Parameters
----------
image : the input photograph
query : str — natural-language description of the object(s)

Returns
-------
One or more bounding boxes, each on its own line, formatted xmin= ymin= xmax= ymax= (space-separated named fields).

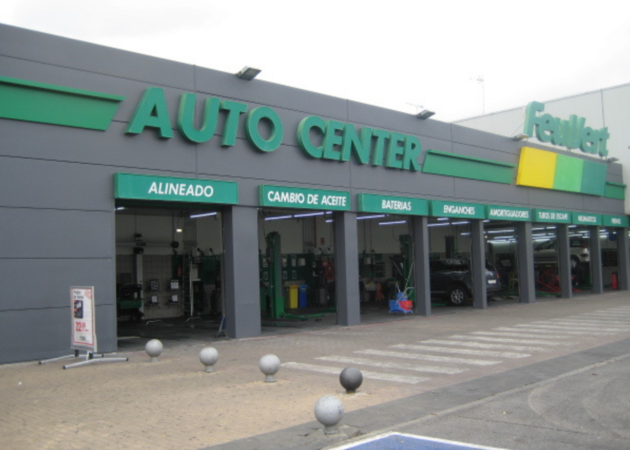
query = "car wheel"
xmin=446 ymin=285 xmax=468 ymax=306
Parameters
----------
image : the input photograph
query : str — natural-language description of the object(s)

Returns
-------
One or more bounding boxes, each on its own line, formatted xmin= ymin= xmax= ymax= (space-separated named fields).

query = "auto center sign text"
xmin=126 ymin=87 xmax=422 ymax=171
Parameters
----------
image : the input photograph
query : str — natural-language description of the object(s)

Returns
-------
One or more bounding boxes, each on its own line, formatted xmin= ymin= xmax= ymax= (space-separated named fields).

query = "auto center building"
xmin=1 ymin=23 xmax=629 ymax=364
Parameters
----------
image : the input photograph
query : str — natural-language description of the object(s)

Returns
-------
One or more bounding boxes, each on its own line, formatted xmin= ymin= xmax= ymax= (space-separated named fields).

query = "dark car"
xmin=430 ymin=258 xmax=502 ymax=306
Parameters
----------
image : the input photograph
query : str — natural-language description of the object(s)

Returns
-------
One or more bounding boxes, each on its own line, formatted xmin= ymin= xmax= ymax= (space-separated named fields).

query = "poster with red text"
xmin=71 ymin=287 xmax=96 ymax=351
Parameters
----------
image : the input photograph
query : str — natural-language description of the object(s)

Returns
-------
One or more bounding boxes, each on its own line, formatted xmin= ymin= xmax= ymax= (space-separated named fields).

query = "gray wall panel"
xmin=0 ymin=25 xmax=195 ymax=89
xmin=452 ymin=143 xmax=520 ymax=166
xmin=0 ymin=121 xmax=198 ymax=173
xmin=527 ymin=188 xmax=584 ymax=211
xmin=452 ymin=178 xmax=530 ymax=205
xmin=452 ymin=124 xmax=520 ymax=153
xmin=0 ymin=158 xmax=116 ymax=210
xmin=194 ymin=67 xmax=350 ymax=120
xmin=347 ymin=100 xmax=453 ymax=142
xmin=0 ymin=258 xmax=115 ymax=311
xmin=0 ymin=308 xmax=69 ymax=363
xmin=0 ymin=208 xmax=113 ymax=258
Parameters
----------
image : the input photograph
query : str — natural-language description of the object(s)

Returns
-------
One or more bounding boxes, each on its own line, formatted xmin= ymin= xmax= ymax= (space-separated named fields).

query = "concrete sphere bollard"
xmin=259 ymin=354 xmax=281 ymax=382
xmin=145 ymin=339 xmax=163 ymax=363
xmin=314 ymin=395 xmax=344 ymax=434
xmin=199 ymin=346 xmax=219 ymax=373
xmin=340 ymin=367 xmax=363 ymax=394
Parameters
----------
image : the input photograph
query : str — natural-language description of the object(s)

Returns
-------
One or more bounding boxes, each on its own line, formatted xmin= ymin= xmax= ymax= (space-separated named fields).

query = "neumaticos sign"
xmin=126 ymin=87 xmax=422 ymax=172
xmin=523 ymin=101 xmax=610 ymax=157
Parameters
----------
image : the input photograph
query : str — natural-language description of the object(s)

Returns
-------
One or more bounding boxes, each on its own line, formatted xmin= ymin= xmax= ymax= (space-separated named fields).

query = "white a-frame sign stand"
xmin=40 ymin=286 xmax=128 ymax=369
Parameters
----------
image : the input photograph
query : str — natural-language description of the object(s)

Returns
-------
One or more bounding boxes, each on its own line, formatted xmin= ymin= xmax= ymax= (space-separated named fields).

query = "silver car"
xmin=533 ymin=238 xmax=590 ymax=270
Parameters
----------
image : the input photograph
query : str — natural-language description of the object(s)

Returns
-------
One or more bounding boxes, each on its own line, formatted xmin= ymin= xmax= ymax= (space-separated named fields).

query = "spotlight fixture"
xmin=512 ymin=134 xmax=529 ymax=141
xmin=416 ymin=109 xmax=435 ymax=120
xmin=607 ymin=157 xmax=619 ymax=163
xmin=236 ymin=66 xmax=261 ymax=80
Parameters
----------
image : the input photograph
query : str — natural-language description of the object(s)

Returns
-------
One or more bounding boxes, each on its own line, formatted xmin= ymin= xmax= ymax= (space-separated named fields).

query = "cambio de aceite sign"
xmin=260 ymin=185 xmax=350 ymax=210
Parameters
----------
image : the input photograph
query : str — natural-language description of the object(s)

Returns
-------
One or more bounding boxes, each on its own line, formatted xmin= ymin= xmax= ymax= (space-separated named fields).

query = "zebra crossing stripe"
xmin=448 ymin=334 xmax=570 ymax=346
xmin=391 ymin=343 xmax=530 ymax=359
xmin=548 ymin=318 xmax=630 ymax=327
xmin=539 ymin=321 xmax=630 ymax=332
xmin=282 ymin=362 xmax=429 ymax=384
xmin=472 ymin=331 xmax=571 ymax=340
xmin=315 ymin=355 xmax=467 ymax=374
xmin=421 ymin=339 xmax=547 ymax=352
xmin=512 ymin=324 xmax=614 ymax=335
xmin=356 ymin=349 xmax=501 ymax=366
xmin=508 ymin=325 xmax=615 ymax=336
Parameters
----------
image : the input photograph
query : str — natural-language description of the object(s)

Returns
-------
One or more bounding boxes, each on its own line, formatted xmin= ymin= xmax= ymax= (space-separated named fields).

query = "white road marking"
xmin=511 ymin=324 xmax=614 ymax=335
xmin=356 ymin=349 xmax=501 ymax=366
xmin=421 ymin=339 xmax=548 ymax=352
xmin=316 ymin=355 xmax=466 ymax=374
xmin=392 ymin=343 xmax=530 ymax=359
xmin=472 ymin=331 xmax=571 ymax=339
xmin=282 ymin=362 xmax=429 ymax=384
xmin=448 ymin=334 xmax=570 ymax=346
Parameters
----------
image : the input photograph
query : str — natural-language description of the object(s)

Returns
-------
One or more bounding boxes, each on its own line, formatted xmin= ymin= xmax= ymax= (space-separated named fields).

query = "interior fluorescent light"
xmin=357 ymin=214 xmax=387 ymax=220
xmin=428 ymin=222 xmax=450 ymax=227
xmin=293 ymin=212 xmax=325 ymax=218
xmin=236 ymin=66 xmax=261 ymax=80
xmin=189 ymin=212 xmax=217 ymax=219
xmin=116 ymin=206 xmax=125 ymax=211
xmin=416 ymin=109 xmax=435 ymax=120
xmin=379 ymin=220 xmax=407 ymax=226
xmin=264 ymin=215 xmax=292 ymax=221
xmin=451 ymin=221 xmax=470 ymax=225
xmin=437 ymin=217 xmax=449 ymax=221
xmin=176 ymin=228 xmax=183 ymax=233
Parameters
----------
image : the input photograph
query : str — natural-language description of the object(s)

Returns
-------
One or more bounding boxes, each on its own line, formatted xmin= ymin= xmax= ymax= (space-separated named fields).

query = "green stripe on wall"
xmin=422 ymin=150 xmax=516 ymax=184
xmin=0 ymin=76 xmax=125 ymax=131
xmin=553 ymin=154 xmax=583 ymax=192
xmin=604 ymin=182 xmax=626 ymax=200
xmin=581 ymin=160 xmax=607 ymax=196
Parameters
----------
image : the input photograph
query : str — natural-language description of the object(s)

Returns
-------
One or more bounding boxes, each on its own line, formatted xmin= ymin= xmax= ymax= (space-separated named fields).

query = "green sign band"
xmin=358 ymin=193 xmax=428 ymax=216
xmin=532 ymin=208 xmax=572 ymax=224
xmin=572 ymin=212 xmax=602 ymax=226
xmin=114 ymin=173 xmax=238 ymax=204
xmin=0 ymin=76 xmax=124 ymax=131
xmin=486 ymin=205 xmax=531 ymax=222
xmin=603 ymin=214 xmax=629 ymax=227
xmin=430 ymin=201 xmax=486 ymax=219
xmin=259 ymin=185 xmax=350 ymax=210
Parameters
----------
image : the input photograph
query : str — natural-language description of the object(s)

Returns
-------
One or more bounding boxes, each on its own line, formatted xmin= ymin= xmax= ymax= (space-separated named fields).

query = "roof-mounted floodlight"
xmin=607 ymin=157 xmax=619 ymax=163
xmin=512 ymin=134 xmax=529 ymax=141
xmin=416 ymin=109 xmax=435 ymax=120
xmin=236 ymin=67 xmax=261 ymax=80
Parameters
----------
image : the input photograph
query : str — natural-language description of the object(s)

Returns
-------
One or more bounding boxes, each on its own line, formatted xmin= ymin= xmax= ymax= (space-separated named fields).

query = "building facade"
xmin=1 ymin=24 xmax=629 ymax=364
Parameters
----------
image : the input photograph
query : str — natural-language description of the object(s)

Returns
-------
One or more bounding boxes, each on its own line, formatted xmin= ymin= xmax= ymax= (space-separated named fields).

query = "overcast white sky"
xmin=3 ymin=0 xmax=630 ymax=122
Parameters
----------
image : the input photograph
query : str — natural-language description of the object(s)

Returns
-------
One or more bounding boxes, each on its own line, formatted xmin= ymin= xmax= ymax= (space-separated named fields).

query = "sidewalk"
xmin=1 ymin=292 xmax=630 ymax=450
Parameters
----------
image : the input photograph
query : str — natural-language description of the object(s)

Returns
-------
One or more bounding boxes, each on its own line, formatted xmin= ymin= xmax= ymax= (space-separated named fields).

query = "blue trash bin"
xmin=298 ymin=285 xmax=308 ymax=308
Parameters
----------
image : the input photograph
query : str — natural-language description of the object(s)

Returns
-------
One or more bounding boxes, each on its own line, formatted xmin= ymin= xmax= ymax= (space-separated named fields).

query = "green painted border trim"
xmin=604 ymin=182 xmax=626 ymax=200
xmin=0 ymin=76 xmax=125 ymax=131
xmin=0 ymin=76 xmax=125 ymax=102
xmin=422 ymin=150 xmax=516 ymax=184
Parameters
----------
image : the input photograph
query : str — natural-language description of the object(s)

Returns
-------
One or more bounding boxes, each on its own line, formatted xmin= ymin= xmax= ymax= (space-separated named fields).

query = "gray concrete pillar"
xmin=557 ymin=225 xmax=572 ymax=298
xmin=471 ymin=219 xmax=487 ymax=309
xmin=516 ymin=221 xmax=536 ymax=303
xmin=222 ymin=206 xmax=261 ymax=338
xmin=617 ymin=228 xmax=630 ymax=291
xmin=589 ymin=226 xmax=604 ymax=294
xmin=412 ymin=216 xmax=431 ymax=316
xmin=334 ymin=211 xmax=360 ymax=326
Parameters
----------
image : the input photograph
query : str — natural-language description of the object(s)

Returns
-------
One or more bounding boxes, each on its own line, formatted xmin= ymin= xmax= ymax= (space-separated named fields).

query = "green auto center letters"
xmin=125 ymin=87 xmax=422 ymax=171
